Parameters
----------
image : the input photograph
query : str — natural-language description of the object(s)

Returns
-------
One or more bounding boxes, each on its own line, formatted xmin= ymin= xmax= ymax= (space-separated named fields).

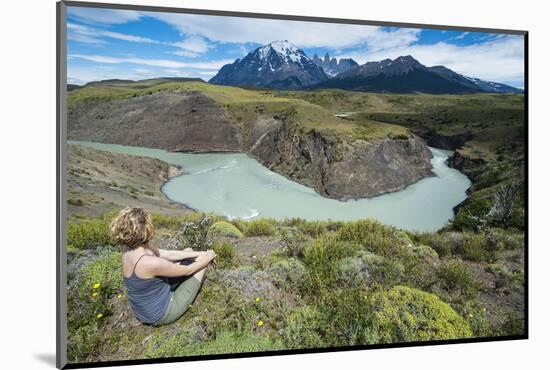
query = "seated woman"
xmin=109 ymin=207 xmax=217 ymax=326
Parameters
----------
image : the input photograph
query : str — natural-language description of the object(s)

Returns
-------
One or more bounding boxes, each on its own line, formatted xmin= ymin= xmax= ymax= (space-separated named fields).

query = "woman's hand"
xmin=203 ymin=249 xmax=217 ymax=262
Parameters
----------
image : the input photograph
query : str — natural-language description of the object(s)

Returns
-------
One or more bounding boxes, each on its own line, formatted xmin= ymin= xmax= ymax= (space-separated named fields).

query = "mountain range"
xmin=311 ymin=52 xmax=359 ymax=76
xmin=210 ymin=40 xmax=522 ymax=94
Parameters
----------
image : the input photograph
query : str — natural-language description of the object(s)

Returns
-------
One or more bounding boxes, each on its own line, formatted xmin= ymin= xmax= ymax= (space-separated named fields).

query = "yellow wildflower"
xmin=93 ymin=283 xmax=101 ymax=289
xmin=92 ymin=292 xmax=98 ymax=298
xmin=258 ymin=320 xmax=264 ymax=327
xmin=117 ymin=294 xmax=122 ymax=299
xmin=96 ymin=313 xmax=103 ymax=319
xmin=468 ymin=313 xmax=474 ymax=318
xmin=255 ymin=297 xmax=261 ymax=303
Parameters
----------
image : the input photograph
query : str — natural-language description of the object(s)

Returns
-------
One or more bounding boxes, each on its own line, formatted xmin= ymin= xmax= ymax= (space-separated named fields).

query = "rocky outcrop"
xmin=420 ymin=130 xmax=473 ymax=150
xmin=249 ymin=122 xmax=433 ymax=200
xmin=68 ymin=91 xmax=241 ymax=152
xmin=447 ymin=151 xmax=487 ymax=182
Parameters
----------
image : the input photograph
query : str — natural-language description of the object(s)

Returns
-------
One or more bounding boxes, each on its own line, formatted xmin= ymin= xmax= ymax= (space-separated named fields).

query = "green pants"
xmin=153 ymin=276 xmax=202 ymax=326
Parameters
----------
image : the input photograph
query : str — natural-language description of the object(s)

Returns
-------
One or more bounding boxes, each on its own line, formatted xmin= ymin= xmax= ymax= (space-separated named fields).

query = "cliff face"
xmin=68 ymin=91 xmax=241 ymax=152
xmin=249 ymin=122 xmax=433 ymax=200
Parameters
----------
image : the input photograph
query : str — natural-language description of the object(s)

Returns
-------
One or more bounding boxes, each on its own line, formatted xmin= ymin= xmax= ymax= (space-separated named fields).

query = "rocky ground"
xmin=67 ymin=144 xmax=192 ymax=218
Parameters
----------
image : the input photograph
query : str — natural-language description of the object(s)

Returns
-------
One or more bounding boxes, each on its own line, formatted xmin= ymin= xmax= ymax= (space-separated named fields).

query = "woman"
xmin=109 ymin=207 xmax=217 ymax=326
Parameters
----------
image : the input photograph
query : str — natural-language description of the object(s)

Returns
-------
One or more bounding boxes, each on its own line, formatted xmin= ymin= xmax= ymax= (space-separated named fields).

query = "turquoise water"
xmin=71 ymin=141 xmax=471 ymax=232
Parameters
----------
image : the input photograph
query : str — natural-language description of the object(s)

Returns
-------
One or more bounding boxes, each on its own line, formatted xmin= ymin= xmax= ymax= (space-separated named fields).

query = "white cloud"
xmin=172 ymin=35 xmax=213 ymax=57
xmin=339 ymin=35 xmax=524 ymax=86
xmin=69 ymin=54 xmax=234 ymax=70
xmin=148 ymin=12 xmax=420 ymax=49
xmin=68 ymin=23 xmax=159 ymax=44
xmin=68 ymin=7 xmax=142 ymax=24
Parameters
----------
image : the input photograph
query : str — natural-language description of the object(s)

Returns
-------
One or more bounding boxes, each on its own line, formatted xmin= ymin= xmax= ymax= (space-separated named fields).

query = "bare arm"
xmin=147 ymin=251 xmax=216 ymax=278
xmin=158 ymin=248 xmax=204 ymax=261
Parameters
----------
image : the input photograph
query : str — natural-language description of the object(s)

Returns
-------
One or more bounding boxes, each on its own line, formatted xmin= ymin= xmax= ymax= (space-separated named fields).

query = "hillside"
xmin=67 ymin=144 xmax=191 ymax=219
xmin=67 ymin=80 xmax=432 ymax=200
xmin=276 ymin=90 xmax=525 ymax=230
xmin=67 ymin=211 xmax=525 ymax=364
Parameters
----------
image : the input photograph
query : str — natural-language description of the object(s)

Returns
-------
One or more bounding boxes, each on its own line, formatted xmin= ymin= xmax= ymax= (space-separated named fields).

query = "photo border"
xmin=56 ymin=1 xmax=529 ymax=368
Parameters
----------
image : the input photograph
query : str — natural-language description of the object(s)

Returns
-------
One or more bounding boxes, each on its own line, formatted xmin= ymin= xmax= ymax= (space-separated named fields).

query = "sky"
xmin=66 ymin=6 xmax=525 ymax=88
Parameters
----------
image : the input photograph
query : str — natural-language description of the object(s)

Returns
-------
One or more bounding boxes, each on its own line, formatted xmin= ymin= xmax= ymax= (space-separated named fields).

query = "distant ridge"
xmin=313 ymin=55 xmax=522 ymax=94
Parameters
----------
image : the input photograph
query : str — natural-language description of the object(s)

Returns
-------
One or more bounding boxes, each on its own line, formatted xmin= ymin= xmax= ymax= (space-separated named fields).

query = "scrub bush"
xmin=367 ymin=286 xmax=472 ymax=343
xmin=209 ymin=221 xmax=244 ymax=239
xmin=283 ymin=306 xmax=325 ymax=349
xmin=67 ymin=217 xmax=110 ymax=250
xmin=244 ymin=219 xmax=277 ymax=236
xmin=268 ymin=258 xmax=307 ymax=292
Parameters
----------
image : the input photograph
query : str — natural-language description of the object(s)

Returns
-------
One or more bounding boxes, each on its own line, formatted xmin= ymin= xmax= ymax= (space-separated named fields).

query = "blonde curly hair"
xmin=109 ymin=207 xmax=159 ymax=255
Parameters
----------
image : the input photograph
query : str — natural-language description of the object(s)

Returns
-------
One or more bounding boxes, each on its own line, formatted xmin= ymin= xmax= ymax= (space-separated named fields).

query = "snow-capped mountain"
xmin=312 ymin=53 xmax=359 ymax=76
xmin=209 ymin=40 xmax=328 ymax=89
xmin=315 ymin=55 xmax=523 ymax=94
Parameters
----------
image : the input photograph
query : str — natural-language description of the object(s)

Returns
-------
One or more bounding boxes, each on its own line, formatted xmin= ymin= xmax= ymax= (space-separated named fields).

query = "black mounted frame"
xmin=56 ymin=1 xmax=529 ymax=368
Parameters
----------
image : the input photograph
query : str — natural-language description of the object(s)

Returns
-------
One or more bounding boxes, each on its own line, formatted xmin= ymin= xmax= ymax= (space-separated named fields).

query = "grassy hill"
xmin=66 ymin=212 xmax=524 ymax=364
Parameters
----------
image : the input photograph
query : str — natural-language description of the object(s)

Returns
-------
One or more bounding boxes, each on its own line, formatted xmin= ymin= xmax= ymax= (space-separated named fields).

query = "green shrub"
xmin=360 ymin=251 xmax=405 ymax=288
xmin=367 ymin=286 xmax=473 ymax=343
xmin=437 ymin=259 xmax=479 ymax=298
xmin=68 ymin=198 xmax=85 ymax=206
xmin=67 ymin=217 xmax=110 ymax=250
xmin=245 ymin=219 xmax=276 ymax=237
xmin=283 ymin=306 xmax=325 ymax=349
xmin=337 ymin=256 xmax=370 ymax=288
xmin=316 ymin=288 xmax=378 ymax=346
xmin=277 ymin=227 xmax=307 ymax=259
xmin=459 ymin=233 xmax=493 ymax=262
xmin=486 ymin=262 xmax=524 ymax=290
xmin=335 ymin=220 xmax=411 ymax=257
xmin=212 ymin=240 xmax=237 ymax=268
xmin=268 ymin=258 xmax=307 ymax=292
xmin=209 ymin=221 xmax=244 ymax=239
xmin=303 ymin=236 xmax=357 ymax=291
xmin=411 ymin=245 xmax=439 ymax=259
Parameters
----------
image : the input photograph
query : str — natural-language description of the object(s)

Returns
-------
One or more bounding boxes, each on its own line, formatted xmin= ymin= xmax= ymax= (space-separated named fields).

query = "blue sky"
xmin=67 ymin=6 xmax=525 ymax=87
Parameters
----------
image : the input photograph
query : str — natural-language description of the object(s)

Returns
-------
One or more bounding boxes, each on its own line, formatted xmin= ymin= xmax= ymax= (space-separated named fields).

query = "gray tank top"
xmin=123 ymin=254 xmax=171 ymax=324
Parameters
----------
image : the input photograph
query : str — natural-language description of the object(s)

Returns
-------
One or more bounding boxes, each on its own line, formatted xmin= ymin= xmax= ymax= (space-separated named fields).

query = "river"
xmin=70 ymin=141 xmax=471 ymax=232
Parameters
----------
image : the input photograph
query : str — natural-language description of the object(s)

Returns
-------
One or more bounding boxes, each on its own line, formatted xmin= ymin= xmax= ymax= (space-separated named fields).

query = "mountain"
xmin=209 ymin=40 xmax=328 ymax=89
xmin=312 ymin=52 xmax=359 ymax=76
xmin=314 ymin=55 xmax=522 ymax=94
